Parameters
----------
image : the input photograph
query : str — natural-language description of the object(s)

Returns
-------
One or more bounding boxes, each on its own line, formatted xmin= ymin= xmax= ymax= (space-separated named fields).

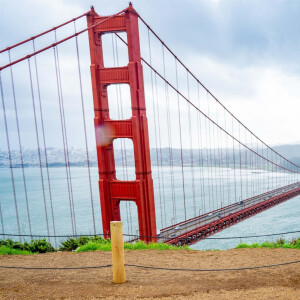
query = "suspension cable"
xmin=147 ymin=29 xmax=164 ymax=227
xmin=32 ymin=40 xmax=56 ymax=245
xmin=0 ymin=11 xmax=89 ymax=54
xmin=28 ymin=58 xmax=50 ymax=237
xmin=112 ymin=35 xmax=300 ymax=175
xmin=0 ymin=8 xmax=128 ymax=71
xmin=0 ymin=73 xmax=21 ymax=240
xmin=8 ymin=50 xmax=33 ymax=238
xmin=136 ymin=14 xmax=300 ymax=171
xmin=74 ymin=23 xmax=96 ymax=235
xmin=53 ymin=31 xmax=77 ymax=235
xmin=53 ymin=47 xmax=75 ymax=236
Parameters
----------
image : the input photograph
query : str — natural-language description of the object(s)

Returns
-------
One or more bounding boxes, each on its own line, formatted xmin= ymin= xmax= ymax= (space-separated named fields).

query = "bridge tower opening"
xmin=87 ymin=4 xmax=157 ymax=242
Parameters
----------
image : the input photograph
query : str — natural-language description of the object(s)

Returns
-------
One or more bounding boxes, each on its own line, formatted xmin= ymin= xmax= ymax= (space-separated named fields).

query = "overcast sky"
xmin=1 ymin=0 xmax=300 ymax=149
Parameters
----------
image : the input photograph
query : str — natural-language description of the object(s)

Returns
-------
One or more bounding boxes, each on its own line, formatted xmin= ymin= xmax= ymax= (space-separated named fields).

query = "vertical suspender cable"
xmin=215 ymin=101 xmax=224 ymax=209
xmin=196 ymin=84 xmax=205 ymax=215
xmin=74 ymin=26 xmax=96 ymax=235
xmin=0 ymin=203 xmax=4 ymax=240
xmin=244 ymin=128 xmax=248 ymax=197
xmin=162 ymin=45 xmax=176 ymax=223
xmin=32 ymin=42 xmax=56 ymax=245
xmin=206 ymin=93 xmax=215 ymax=210
xmin=231 ymin=118 xmax=237 ymax=203
xmin=53 ymin=33 xmax=77 ymax=235
xmin=147 ymin=29 xmax=164 ymax=228
xmin=210 ymin=100 xmax=218 ymax=209
xmin=204 ymin=94 xmax=212 ymax=211
xmin=53 ymin=47 xmax=75 ymax=236
xmin=8 ymin=51 xmax=32 ymax=238
xmin=224 ymin=108 xmax=231 ymax=206
xmin=175 ymin=59 xmax=187 ymax=220
xmin=0 ymin=74 xmax=21 ymax=240
xmin=238 ymin=123 xmax=243 ymax=201
xmin=154 ymin=73 xmax=167 ymax=226
xmin=186 ymin=71 xmax=196 ymax=217
xmin=28 ymin=58 xmax=50 ymax=237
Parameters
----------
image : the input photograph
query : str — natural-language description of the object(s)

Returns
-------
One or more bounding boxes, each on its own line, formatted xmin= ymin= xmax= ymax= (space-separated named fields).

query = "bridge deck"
xmin=159 ymin=182 xmax=300 ymax=246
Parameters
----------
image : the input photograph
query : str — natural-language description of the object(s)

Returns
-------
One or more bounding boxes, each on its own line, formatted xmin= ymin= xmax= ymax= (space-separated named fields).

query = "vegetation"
xmin=59 ymin=236 xmax=109 ymax=251
xmin=0 ymin=238 xmax=54 ymax=254
xmin=0 ymin=236 xmax=187 ymax=255
xmin=76 ymin=240 xmax=189 ymax=252
xmin=1 ymin=236 xmax=298 ymax=255
xmin=235 ymin=238 xmax=300 ymax=249
xmin=0 ymin=246 xmax=32 ymax=255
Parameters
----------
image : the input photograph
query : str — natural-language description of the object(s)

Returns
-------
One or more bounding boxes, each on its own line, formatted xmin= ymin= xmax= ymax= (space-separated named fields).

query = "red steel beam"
xmin=164 ymin=186 xmax=300 ymax=246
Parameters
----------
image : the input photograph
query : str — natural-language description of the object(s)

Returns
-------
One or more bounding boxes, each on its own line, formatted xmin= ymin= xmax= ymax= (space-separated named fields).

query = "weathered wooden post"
xmin=110 ymin=221 xmax=126 ymax=284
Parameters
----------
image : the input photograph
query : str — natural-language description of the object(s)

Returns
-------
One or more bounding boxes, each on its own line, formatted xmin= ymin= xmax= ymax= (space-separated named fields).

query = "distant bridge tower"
xmin=87 ymin=4 xmax=157 ymax=241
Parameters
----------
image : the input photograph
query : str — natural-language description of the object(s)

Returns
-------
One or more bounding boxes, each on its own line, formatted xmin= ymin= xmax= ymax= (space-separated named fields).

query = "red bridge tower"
xmin=87 ymin=4 xmax=157 ymax=241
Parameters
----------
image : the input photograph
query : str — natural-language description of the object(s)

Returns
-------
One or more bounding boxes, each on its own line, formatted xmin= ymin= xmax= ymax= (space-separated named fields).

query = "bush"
xmin=59 ymin=235 xmax=110 ymax=251
xmin=0 ymin=238 xmax=54 ymax=254
xmin=60 ymin=238 xmax=80 ymax=251
xmin=27 ymin=239 xmax=54 ymax=253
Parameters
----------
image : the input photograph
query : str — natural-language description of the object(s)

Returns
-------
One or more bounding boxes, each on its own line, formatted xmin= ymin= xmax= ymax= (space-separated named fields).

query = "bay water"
xmin=0 ymin=166 xmax=299 ymax=249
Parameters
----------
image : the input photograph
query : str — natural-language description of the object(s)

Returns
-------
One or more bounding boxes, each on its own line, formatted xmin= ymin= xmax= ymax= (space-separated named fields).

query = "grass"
xmin=76 ymin=240 xmax=189 ymax=252
xmin=235 ymin=238 xmax=300 ymax=249
xmin=0 ymin=236 xmax=188 ymax=255
xmin=1 ymin=236 xmax=298 ymax=255
xmin=0 ymin=246 xmax=33 ymax=255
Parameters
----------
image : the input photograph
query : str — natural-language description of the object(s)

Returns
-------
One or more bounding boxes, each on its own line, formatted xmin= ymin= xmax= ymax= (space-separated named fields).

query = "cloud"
xmin=1 ymin=0 xmax=299 ymax=151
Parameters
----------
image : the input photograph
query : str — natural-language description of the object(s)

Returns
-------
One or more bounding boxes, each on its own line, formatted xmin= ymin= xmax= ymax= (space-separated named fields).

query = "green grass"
xmin=76 ymin=240 xmax=189 ymax=252
xmin=0 ymin=246 xmax=33 ymax=255
xmin=235 ymin=238 xmax=300 ymax=249
xmin=2 ymin=236 xmax=298 ymax=255
xmin=0 ymin=236 xmax=188 ymax=255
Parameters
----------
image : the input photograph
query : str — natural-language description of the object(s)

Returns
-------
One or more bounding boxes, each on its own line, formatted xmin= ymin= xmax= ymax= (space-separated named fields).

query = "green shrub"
xmin=59 ymin=235 xmax=112 ymax=251
xmin=59 ymin=238 xmax=80 ymax=251
xmin=0 ymin=238 xmax=54 ymax=254
xmin=27 ymin=239 xmax=54 ymax=253
xmin=0 ymin=239 xmax=25 ymax=250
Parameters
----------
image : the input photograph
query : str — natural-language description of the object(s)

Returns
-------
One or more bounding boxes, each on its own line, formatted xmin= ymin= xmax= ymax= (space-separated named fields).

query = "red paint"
xmin=87 ymin=4 xmax=157 ymax=242
xmin=166 ymin=186 xmax=300 ymax=246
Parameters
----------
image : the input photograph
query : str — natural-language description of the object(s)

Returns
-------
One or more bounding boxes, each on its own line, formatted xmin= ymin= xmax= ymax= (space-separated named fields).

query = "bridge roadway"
xmin=158 ymin=182 xmax=300 ymax=246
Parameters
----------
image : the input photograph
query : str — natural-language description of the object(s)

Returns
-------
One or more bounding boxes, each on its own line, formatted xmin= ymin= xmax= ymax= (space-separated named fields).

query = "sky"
xmin=1 ymin=0 xmax=300 ymax=151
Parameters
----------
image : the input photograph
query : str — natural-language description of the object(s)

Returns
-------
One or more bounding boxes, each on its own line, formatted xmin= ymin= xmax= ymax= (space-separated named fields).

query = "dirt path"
xmin=0 ymin=249 xmax=299 ymax=299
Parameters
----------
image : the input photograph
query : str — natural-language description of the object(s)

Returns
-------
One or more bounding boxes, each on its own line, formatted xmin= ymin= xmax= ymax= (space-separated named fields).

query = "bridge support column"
xmin=87 ymin=4 xmax=157 ymax=242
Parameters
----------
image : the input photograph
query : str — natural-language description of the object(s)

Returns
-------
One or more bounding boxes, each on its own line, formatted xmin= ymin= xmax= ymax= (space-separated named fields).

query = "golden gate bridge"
xmin=0 ymin=4 xmax=300 ymax=246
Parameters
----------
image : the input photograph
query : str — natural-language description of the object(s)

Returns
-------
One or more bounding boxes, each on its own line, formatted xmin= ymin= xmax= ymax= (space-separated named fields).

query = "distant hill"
xmin=2 ymin=143 xmax=300 ymax=168
xmin=272 ymin=144 xmax=300 ymax=164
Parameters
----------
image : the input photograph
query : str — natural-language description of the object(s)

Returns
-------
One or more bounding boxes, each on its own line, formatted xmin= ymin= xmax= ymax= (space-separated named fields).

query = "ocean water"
xmin=0 ymin=166 xmax=299 ymax=249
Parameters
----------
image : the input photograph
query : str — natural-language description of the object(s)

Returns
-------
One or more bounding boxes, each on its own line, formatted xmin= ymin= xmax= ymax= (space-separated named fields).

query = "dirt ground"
xmin=0 ymin=248 xmax=299 ymax=299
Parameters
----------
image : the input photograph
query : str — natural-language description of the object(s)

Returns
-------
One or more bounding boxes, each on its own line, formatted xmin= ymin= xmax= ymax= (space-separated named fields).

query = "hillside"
xmin=0 ymin=249 xmax=299 ymax=299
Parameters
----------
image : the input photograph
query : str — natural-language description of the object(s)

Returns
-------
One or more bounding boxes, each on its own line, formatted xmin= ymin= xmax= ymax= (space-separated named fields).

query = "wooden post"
xmin=110 ymin=221 xmax=126 ymax=284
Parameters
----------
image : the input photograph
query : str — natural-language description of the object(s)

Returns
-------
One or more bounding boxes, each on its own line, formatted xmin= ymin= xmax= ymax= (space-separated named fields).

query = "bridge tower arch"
xmin=87 ymin=4 xmax=157 ymax=241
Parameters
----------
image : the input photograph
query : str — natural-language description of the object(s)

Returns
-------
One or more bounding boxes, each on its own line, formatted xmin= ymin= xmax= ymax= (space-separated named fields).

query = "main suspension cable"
xmin=136 ymin=13 xmax=300 ymax=171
